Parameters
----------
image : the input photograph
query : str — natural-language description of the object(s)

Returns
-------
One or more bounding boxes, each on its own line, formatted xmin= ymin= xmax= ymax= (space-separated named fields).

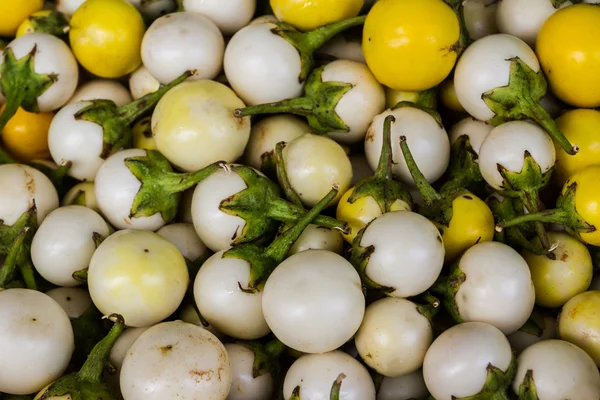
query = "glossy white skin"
xmin=355 ymin=298 xmax=433 ymax=377
xmin=95 ymin=148 xmax=166 ymax=231
xmin=31 ymin=206 xmax=110 ymax=287
xmin=56 ymin=0 xmax=85 ymax=15
xmin=288 ymin=225 xmax=344 ymax=256
xmin=151 ymin=80 xmax=251 ymax=172
xmin=224 ymin=23 xmax=303 ymax=105
xmin=262 ymin=250 xmax=365 ymax=354
xmin=179 ymin=302 xmax=225 ymax=340
xmin=48 ymin=101 xmax=106 ymax=182
xmin=454 ymin=34 xmax=540 ymax=122
xmin=319 ymin=34 xmax=366 ymax=63
xmin=283 ymin=351 xmax=376 ymax=400
xmin=455 ymin=241 xmax=535 ymax=335
xmin=127 ymin=0 xmax=175 ymax=19
xmin=449 ymin=117 xmax=494 ymax=154
xmin=141 ymin=12 xmax=225 ymax=84
xmin=194 ymin=250 xmax=271 ymax=340
xmin=377 ymin=370 xmax=429 ymax=400
xmin=513 ymin=340 xmax=600 ymax=400
xmin=181 ymin=0 xmax=256 ymax=36
xmin=496 ymin=0 xmax=570 ymax=47
xmin=191 ymin=167 xmax=247 ymax=252
xmin=463 ymin=0 xmax=499 ymax=40
xmin=129 ymin=65 xmax=161 ymax=100
xmin=0 ymin=164 xmax=58 ymax=226
xmin=365 ymin=107 xmax=450 ymax=186
xmin=2 ymin=33 xmax=78 ymax=111
xmin=109 ymin=327 xmax=150 ymax=371
xmin=350 ymin=153 xmax=373 ymax=185
xmin=361 ymin=211 xmax=445 ymax=298
xmin=61 ymin=182 xmax=100 ymax=212
xmin=0 ymin=289 xmax=74 ymax=395
xmin=67 ymin=80 xmax=132 ymax=107
xmin=322 ymin=60 xmax=386 ymax=144
xmin=423 ymin=322 xmax=513 ymax=400
xmin=283 ymin=134 xmax=353 ymax=207
xmin=507 ymin=316 xmax=557 ymax=355
xmin=120 ymin=321 xmax=232 ymax=400
xmin=479 ymin=121 xmax=556 ymax=190
xmin=45 ymin=287 xmax=92 ymax=319
xmin=88 ymin=230 xmax=189 ymax=327
xmin=157 ymin=223 xmax=208 ymax=261
xmin=225 ymin=343 xmax=274 ymax=400
xmin=243 ymin=115 xmax=311 ymax=170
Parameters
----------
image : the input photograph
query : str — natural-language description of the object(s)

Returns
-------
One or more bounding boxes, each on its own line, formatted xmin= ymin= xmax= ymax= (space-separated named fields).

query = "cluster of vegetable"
xmin=1 ymin=0 xmax=600 ymax=399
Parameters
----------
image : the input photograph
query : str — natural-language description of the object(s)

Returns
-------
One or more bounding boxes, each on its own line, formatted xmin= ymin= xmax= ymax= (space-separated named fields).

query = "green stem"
xmin=496 ymin=208 xmax=568 ymax=231
xmin=275 ymin=142 xmax=303 ymax=207
xmin=301 ymin=16 xmax=367 ymax=53
xmin=265 ymin=187 xmax=339 ymax=263
xmin=528 ymin=101 xmax=578 ymax=156
xmin=234 ymin=97 xmax=313 ymax=119
xmin=28 ymin=11 xmax=70 ymax=37
xmin=518 ymin=188 xmax=550 ymax=251
xmin=374 ymin=115 xmax=395 ymax=180
xmin=329 ymin=374 xmax=346 ymax=400
xmin=78 ymin=314 xmax=125 ymax=383
xmin=267 ymin=198 xmax=349 ymax=234
xmin=0 ymin=227 xmax=28 ymax=288
xmin=398 ymin=136 xmax=442 ymax=205
xmin=117 ymin=70 xmax=193 ymax=126
xmin=19 ymin=258 xmax=37 ymax=290
xmin=0 ymin=90 xmax=24 ymax=134
xmin=165 ymin=162 xmax=224 ymax=193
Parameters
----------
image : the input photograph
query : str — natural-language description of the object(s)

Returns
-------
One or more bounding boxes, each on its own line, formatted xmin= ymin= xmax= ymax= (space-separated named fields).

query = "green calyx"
xmin=22 ymin=11 xmax=70 ymax=37
xmin=0 ymin=45 xmax=57 ymax=133
xmin=223 ymin=186 xmax=341 ymax=292
xmin=348 ymin=115 xmax=413 ymax=214
xmin=234 ymin=64 xmax=353 ymax=135
xmin=0 ymin=206 xmax=38 ymax=290
xmin=517 ymin=370 xmax=539 ymax=400
xmin=271 ymin=15 xmax=366 ymax=83
xmin=496 ymin=180 xmax=596 ymax=245
xmin=124 ymin=150 xmax=224 ymax=222
xmin=455 ymin=357 xmax=517 ymax=400
xmin=443 ymin=135 xmax=484 ymax=195
xmin=430 ymin=264 xmax=467 ymax=324
xmin=290 ymin=373 xmax=346 ymax=400
xmin=414 ymin=292 xmax=442 ymax=322
xmin=237 ymin=338 xmax=286 ymax=380
xmin=71 ymin=233 xmax=105 ymax=284
xmin=75 ymin=70 xmax=193 ymax=159
xmin=68 ymin=305 xmax=107 ymax=371
xmin=482 ymin=57 xmax=577 ymax=155
xmin=444 ymin=0 xmax=474 ymax=53
xmin=38 ymin=314 xmax=125 ymax=400
xmin=486 ymin=194 xmax=544 ymax=255
xmin=349 ymin=223 xmax=395 ymax=294
xmin=218 ymin=164 xmax=348 ymax=246
xmin=398 ymin=134 xmax=460 ymax=227
xmin=494 ymin=151 xmax=554 ymax=253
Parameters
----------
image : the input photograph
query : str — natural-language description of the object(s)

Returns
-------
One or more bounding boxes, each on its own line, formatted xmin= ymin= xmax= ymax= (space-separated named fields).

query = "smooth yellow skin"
xmin=559 ymin=290 xmax=600 ymax=366
xmin=363 ymin=0 xmax=460 ymax=92
xmin=270 ymin=0 xmax=364 ymax=31
xmin=69 ymin=0 xmax=145 ymax=78
xmin=16 ymin=9 xmax=53 ymax=38
xmin=384 ymin=87 xmax=420 ymax=109
xmin=564 ymin=166 xmax=600 ymax=246
xmin=522 ymin=231 xmax=592 ymax=308
xmin=437 ymin=193 xmax=495 ymax=263
xmin=1 ymin=106 xmax=53 ymax=162
xmin=336 ymin=187 xmax=411 ymax=243
xmin=88 ymin=230 xmax=189 ymax=328
xmin=132 ymin=116 xmax=156 ymax=150
xmin=440 ymin=79 xmax=466 ymax=113
xmin=554 ymin=109 xmax=600 ymax=186
xmin=0 ymin=0 xmax=43 ymax=37
xmin=537 ymin=5 xmax=600 ymax=108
